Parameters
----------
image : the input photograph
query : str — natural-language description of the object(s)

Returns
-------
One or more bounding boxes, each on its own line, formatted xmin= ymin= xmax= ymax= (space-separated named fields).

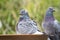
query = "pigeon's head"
xmin=46 ymin=7 xmax=55 ymax=16
xmin=48 ymin=7 xmax=55 ymax=12
xmin=20 ymin=9 xmax=29 ymax=19
xmin=45 ymin=7 xmax=55 ymax=21
xmin=20 ymin=9 xmax=28 ymax=15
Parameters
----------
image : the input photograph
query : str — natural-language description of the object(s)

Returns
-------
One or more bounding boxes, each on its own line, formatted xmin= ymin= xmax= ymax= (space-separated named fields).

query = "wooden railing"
xmin=0 ymin=34 xmax=47 ymax=40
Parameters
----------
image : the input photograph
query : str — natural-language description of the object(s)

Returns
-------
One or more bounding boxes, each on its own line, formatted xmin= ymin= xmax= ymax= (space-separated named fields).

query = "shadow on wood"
xmin=0 ymin=34 xmax=48 ymax=40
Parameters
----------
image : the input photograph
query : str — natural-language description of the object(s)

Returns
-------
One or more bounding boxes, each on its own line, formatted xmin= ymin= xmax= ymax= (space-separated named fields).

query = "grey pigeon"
xmin=42 ymin=7 xmax=60 ymax=40
xmin=16 ymin=9 xmax=43 ymax=34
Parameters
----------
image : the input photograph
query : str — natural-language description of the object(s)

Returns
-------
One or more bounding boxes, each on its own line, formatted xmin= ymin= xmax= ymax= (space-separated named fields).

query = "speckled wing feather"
xmin=16 ymin=19 xmax=38 ymax=34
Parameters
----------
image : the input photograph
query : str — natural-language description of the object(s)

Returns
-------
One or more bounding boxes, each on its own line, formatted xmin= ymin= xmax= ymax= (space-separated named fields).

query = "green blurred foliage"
xmin=0 ymin=0 xmax=60 ymax=34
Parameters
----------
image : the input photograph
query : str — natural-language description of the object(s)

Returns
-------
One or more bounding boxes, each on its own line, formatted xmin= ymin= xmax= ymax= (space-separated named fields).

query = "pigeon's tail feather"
xmin=49 ymin=34 xmax=59 ymax=40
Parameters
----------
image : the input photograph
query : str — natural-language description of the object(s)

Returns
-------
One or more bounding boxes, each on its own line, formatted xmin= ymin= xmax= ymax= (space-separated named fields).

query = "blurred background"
xmin=0 ymin=0 xmax=60 ymax=34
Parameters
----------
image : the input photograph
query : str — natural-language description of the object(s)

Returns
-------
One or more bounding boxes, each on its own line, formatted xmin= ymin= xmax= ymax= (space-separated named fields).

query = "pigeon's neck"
xmin=19 ymin=15 xmax=29 ymax=21
xmin=44 ymin=12 xmax=55 ymax=21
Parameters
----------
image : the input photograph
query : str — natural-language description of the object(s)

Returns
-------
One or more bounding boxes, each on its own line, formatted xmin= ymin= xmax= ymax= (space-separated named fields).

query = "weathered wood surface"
xmin=0 ymin=34 xmax=48 ymax=40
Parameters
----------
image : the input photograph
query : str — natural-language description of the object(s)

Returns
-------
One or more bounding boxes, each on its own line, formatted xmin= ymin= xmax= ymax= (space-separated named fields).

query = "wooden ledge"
xmin=0 ymin=34 xmax=48 ymax=40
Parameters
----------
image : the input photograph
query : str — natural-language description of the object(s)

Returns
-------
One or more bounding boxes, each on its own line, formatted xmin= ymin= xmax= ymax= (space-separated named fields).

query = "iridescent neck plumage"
xmin=20 ymin=15 xmax=29 ymax=21
xmin=44 ymin=11 xmax=55 ymax=21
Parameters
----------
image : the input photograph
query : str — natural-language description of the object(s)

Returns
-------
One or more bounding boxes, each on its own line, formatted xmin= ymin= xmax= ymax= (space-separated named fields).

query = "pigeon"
xmin=16 ymin=9 xmax=43 ymax=34
xmin=42 ymin=7 xmax=60 ymax=40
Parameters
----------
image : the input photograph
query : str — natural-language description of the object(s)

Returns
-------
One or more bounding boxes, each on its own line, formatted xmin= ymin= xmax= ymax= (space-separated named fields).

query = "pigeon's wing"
xmin=29 ymin=19 xmax=41 ymax=32
xmin=42 ymin=21 xmax=59 ymax=40
xmin=28 ymin=19 xmax=42 ymax=34
xmin=32 ymin=20 xmax=37 ymax=26
xmin=42 ymin=21 xmax=59 ymax=35
xmin=54 ymin=20 xmax=60 ymax=32
xmin=24 ymin=19 xmax=42 ymax=34
xmin=16 ymin=20 xmax=37 ymax=34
